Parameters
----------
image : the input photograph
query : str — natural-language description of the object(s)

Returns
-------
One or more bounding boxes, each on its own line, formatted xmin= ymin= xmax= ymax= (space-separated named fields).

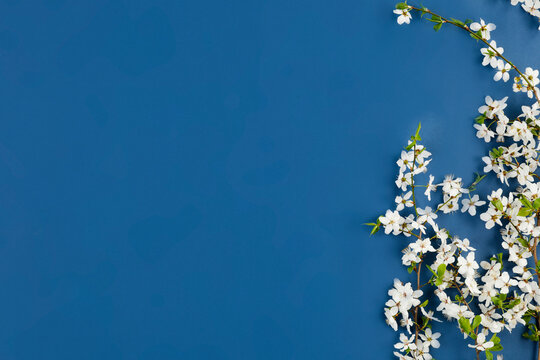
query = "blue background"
xmin=0 ymin=0 xmax=537 ymax=358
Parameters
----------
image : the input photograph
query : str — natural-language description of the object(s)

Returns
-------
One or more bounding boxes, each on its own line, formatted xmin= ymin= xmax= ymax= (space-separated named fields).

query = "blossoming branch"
xmin=369 ymin=2 xmax=540 ymax=360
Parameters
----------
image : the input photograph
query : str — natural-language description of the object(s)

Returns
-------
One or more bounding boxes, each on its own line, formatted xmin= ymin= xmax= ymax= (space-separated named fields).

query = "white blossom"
xmin=494 ymin=60 xmax=511 ymax=82
xmin=393 ymin=8 xmax=412 ymax=25
xmin=461 ymin=195 xmax=486 ymax=216
xmin=470 ymin=19 xmax=496 ymax=40
xmin=468 ymin=332 xmax=494 ymax=351
xmin=381 ymin=6 xmax=540 ymax=358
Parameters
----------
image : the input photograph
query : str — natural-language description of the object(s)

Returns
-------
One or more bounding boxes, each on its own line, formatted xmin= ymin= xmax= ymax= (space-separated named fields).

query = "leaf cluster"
xmin=523 ymin=310 xmax=540 ymax=342
xmin=459 ymin=316 xmax=503 ymax=359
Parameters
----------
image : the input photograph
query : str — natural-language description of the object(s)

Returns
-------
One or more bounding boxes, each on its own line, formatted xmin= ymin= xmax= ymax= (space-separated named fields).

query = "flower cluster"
xmin=373 ymin=2 xmax=540 ymax=359
xmin=510 ymin=0 xmax=540 ymax=30
xmin=375 ymin=130 xmax=514 ymax=360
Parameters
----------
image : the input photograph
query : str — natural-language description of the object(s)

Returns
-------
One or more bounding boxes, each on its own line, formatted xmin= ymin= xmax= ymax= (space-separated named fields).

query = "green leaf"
xmin=366 ymin=218 xmax=381 ymax=236
xmin=458 ymin=317 xmax=471 ymax=334
xmin=490 ymin=334 xmax=500 ymax=345
xmin=485 ymin=351 xmax=493 ymax=360
xmin=490 ymin=147 xmax=504 ymax=159
xmin=492 ymin=296 xmax=502 ymax=307
xmin=489 ymin=343 xmax=503 ymax=352
xmin=533 ymin=198 xmax=540 ymax=209
xmin=434 ymin=264 xmax=445 ymax=286
xmin=490 ymin=253 xmax=503 ymax=266
xmin=475 ymin=114 xmax=486 ymax=124
xmin=469 ymin=30 xmax=482 ymax=40
xmin=420 ymin=299 xmax=428 ymax=307
xmin=433 ymin=22 xmax=442 ymax=32
xmin=395 ymin=2 xmax=409 ymax=10
xmin=472 ymin=315 xmax=481 ymax=330
xmin=518 ymin=237 xmax=530 ymax=248
xmin=436 ymin=263 xmax=446 ymax=278
xmin=491 ymin=199 xmax=504 ymax=212
xmin=523 ymin=312 xmax=532 ymax=324
xmin=405 ymin=141 xmax=415 ymax=151
xmin=523 ymin=331 xmax=537 ymax=341
xmin=450 ymin=18 xmax=465 ymax=26
xmin=520 ymin=197 xmax=534 ymax=209
xmin=508 ymin=298 xmax=521 ymax=309
xmin=518 ymin=207 xmax=533 ymax=217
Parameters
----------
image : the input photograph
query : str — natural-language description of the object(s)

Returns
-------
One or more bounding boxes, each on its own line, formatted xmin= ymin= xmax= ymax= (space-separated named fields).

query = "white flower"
xmin=388 ymin=280 xmax=423 ymax=309
xmin=396 ymin=172 xmax=412 ymax=191
xmin=461 ymin=195 xmax=486 ymax=216
xmin=494 ymin=271 xmax=518 ymax=294
xmin=401 ymin=317 xmax=414 ymax=334
xmin=410 ymin=238 xmax=436 ymax=254
xmin=420 ymin=328 xmax=441 ymax=348
xmin=424 ymin=175 xmax=436 ymax=201
xmin=415 ymin=341 xmax=432 ymax=360
xmin=418 ymin=206 xmax=438 ymax=227
xmin=494 ymin=60 xmax=511 ymax=82
xmin=393 ymin=9 xmax=412 ymax=25
xmin=441 ymin=175 xmax=467 ymax=197
xmin=522 ymin=0 xmax=540 ymax=16
xmin=465 ymin=277 xmax=481 ymax=296
xmin=457 ymin=252 xmax=479 ymax=278
xmin=468 ymin=332 xmax=494 ymax=351
xmin=420 ymin=307 xmax=442 ymax=323
xmin=524 ymin=67 xmax=540 ymax=97
xmin=402 ymin=247 xmax=421 ymax=266
xmin=480 ymin=207 xmax=502 ymax=229
xmin=385 ymin=308 xmax=399 ymax=331
xmin=481 ymin=41 xmax=503 ymax=68
xmin=474 ymin=123 xmax=495 ymax=142
xmin=380 ymin=210 xmax=404 ymax=235
xmin=393 ymin=352 xmax=414 ymax=360
xmin=453 ymin=237 xmax=476 ymax=251
xmin=470 ymin=19 xmax=496 ymax=40
xmin=397 ymin=150 xmax=415 ymax=172
xmin=394 ymin=333 xmax=416 ymax=352
xmin=517 ymin=164 xmax=534 ymax=185
xmin=478 ymin=96 xmax=507 ymax=119
xmin=395 ymin=191 xmax=413 ymax=211
xmin=522 ymin=102 xmax=540 ymax=118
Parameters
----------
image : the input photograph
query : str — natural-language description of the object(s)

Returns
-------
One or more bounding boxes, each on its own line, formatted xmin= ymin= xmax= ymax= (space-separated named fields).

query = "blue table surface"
xmin=0 ymin=0 xmax=537 ymax=358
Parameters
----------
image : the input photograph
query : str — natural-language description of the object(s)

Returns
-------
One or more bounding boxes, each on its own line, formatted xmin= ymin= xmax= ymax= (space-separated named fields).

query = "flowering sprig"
xmin=394 ymin=2 xmax=540 ymax=105
xmin=510 ymin=0 xmax=540 ymax=30
xmin=373 ymin=127 xmax=516 ymax=360
xmin=372 ymin=2 xmax=540 ymax=360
